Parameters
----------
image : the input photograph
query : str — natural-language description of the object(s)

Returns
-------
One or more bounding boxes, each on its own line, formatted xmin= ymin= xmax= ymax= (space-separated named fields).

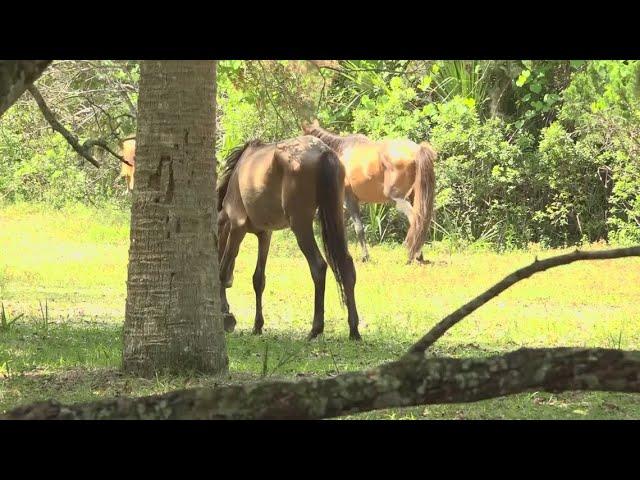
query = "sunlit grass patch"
xmin=1 ymin=204 xmax=639 ymax=418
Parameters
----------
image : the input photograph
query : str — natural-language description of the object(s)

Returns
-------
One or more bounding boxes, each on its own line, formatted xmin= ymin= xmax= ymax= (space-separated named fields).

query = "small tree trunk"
xmin=122 ymin=61 xmax=228 ymax=377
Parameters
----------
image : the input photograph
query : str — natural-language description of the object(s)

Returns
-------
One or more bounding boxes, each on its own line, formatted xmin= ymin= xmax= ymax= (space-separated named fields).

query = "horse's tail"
xmin=217 ymin=139 xmax=263 ymax=212
xmin=406 ymin=141 xmax=437 ymax=261
xmin=316 ymin=149 xmax=354 ymax=306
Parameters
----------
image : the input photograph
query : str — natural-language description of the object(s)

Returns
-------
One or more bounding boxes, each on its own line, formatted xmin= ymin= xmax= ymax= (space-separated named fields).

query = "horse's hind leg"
xmin=345 ymin=188 xmax=369 ymax=262
xmin=392 ymin=196 xmax=426 ymax=264
xmin=291 ymin=217 xmax=327 ymax=340
xmin=252 ymin=230 xmax=272 ymax=335
xmin=219 ymin=223 xmax=247 ymax=332
xmin=217 ymin=213 xmax=233 ymax=329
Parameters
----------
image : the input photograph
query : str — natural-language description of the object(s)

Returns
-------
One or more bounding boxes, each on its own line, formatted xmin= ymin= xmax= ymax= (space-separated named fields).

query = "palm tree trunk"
xmin=122 ymin=61 xmax=228 ymax=377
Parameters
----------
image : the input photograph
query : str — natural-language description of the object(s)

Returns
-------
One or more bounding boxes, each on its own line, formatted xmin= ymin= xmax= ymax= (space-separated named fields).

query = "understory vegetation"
xmin=2 ymin=60 xmax=639 ymax=249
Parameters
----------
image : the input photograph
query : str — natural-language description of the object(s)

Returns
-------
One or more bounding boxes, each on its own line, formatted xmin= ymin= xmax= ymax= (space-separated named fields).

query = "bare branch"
xmin=256 ymin=61 xmax=292 ymax=134
xmin=0 ymin=60 xmax=51 ymax=117
xmin=406 ymin=246 xmax=640 ymax=357
xmin=28 ymin=84 xmax=101 ymax=168
xmin=4 ymin=347 xmax=640 ymax=420
xmin=120 ymin=89 xmax=137 ymax=118
xmin=82 ymin=139 xmax=131 ymax=166
xmin=312 ymin=63 xmax=421 ymax=76
xmin=27 ymin=85 xmax=133 ymax=168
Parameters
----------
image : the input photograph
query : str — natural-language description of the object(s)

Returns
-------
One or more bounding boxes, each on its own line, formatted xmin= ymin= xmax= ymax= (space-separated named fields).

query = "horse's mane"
xmin=217 ymin=139 xmax=265 ymax=211
xmin=304 ymin=123 xmax=370 ymax=154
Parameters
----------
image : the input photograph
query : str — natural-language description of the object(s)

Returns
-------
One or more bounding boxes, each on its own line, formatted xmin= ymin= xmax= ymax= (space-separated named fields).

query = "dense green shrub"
xmin=429 ymin=97 xmax=534 ymax=248
xmin=557 ymin=60 xmax=640 ymax=244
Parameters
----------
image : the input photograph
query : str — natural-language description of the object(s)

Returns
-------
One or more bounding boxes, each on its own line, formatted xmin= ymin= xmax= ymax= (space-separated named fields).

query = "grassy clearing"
xmin=1 ymin=203 xmax=639 ymax=419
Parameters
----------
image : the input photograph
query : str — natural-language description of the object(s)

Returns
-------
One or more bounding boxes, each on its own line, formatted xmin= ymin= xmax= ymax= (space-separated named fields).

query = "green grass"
xmin=1 ymin=202 xmax=640 ymax=419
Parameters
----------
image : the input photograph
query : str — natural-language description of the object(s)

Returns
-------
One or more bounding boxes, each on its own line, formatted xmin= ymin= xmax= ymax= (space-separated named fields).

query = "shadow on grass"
xmin=0 ymin=319 xmax=415 ymax=413
xmin=3 ymin=320 xmax=638 ymax=419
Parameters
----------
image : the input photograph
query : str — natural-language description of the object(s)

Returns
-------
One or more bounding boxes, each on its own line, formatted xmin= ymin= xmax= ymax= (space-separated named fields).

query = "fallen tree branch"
xmin=406 ymin=246 xmax=640 ymax=357
xmin=0 ymin=60 xmax=51 ymax=117
xmin=3 ymin=347 xmax=639 ymax=420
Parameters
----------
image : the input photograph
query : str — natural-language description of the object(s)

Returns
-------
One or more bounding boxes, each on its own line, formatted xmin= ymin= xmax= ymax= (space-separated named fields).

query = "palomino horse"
xmin=118 ymin=138 xmax=136 ymax=192
xmin=302 ymin=120 xmax=436 ymax=264
xmin=217 ymin=136 xmax=361 ymax=340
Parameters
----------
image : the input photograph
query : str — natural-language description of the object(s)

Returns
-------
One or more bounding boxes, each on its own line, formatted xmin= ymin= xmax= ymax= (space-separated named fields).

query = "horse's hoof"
xmin=223 ymin=313 xmax=236 ymax=333
xmin=408 ymin=255 xmax=431 ymax=266
xmin=349 ymin=331 xmax=362 ymax=341
xmin=252 ymin=327 xmax=263 ymax=335
xmin=362 ymin=255 xmax=370 ymax=263
xmin=223 ymin=273 xmax=234 ymax=289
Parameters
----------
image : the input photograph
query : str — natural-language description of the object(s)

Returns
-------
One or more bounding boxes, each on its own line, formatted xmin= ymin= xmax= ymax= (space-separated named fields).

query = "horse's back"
xmin=235 ymin=136 xmax=333 ymax=231
xmin=342 ymin=142 xmax=386 ymax=203
xmin=342 ymin=138 xmax=421 ymax=203
xmin=381 ymin=139 xmax=420 ymax=167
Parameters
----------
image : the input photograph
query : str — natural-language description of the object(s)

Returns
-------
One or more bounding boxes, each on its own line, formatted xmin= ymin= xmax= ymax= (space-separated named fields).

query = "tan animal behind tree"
xmin=217 ymin=135 xmax=362 ymax=341
xmin=302 ymin=120 xmax=436 ymax=264
xmin=118 ymin=138 xmax=136 ymax=192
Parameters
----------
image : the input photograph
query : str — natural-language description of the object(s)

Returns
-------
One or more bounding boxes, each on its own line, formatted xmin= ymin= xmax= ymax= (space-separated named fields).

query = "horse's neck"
xmin=307 ymin=126 xmax=373 ymax=155
xmin=305 ymin=126 xmax=343 ymax=151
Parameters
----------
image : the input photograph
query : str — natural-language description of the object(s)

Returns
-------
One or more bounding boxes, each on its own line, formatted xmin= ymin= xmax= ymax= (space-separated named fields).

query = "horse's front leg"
xmin=219 ymin=223 xmax=246 ymax=332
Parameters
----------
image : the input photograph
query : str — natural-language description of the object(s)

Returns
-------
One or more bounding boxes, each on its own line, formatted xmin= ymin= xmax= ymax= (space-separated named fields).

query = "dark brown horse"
xmin=302 ymin=120 xmax=436 ymax=264
xmin=217 ymin=135 xmax=361 ymax=340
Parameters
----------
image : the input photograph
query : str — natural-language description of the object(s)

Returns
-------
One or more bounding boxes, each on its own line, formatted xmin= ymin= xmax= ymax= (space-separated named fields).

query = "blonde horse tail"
xmin=406 ymin=142 xmax=437 ymax=262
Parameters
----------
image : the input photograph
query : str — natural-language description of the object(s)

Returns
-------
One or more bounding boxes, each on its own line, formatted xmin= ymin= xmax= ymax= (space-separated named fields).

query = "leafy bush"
xmin=557 ymin=60 xmax=640 ymax=244
xmin=429 ymin=97 xmax=538 ymax=249
xmin=0 ymin=104 xmax=128 ymax=208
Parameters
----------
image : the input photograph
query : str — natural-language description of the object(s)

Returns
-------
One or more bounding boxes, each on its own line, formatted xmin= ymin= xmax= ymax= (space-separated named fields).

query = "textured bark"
xmin=0 ymin=60 xmax=51 ymax=117
xmin=406 ymin=246 xmax=640 ymax=357
xmin=4 ymin=348 xmax=640 ymax=420
xmin=122 ymin=61 xmax=228 ymax=377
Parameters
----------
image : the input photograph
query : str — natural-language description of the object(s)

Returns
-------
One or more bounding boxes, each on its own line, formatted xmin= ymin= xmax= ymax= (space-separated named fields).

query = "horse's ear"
xmin=301 ymin=118 xmax=319 ymax=133
xmin=379 ymin=152 xmax=393 ymax=170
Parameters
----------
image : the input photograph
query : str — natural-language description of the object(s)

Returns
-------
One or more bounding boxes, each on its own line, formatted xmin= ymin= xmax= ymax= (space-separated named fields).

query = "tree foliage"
xmin=2 ymin=59 xmax=639 ymax=249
